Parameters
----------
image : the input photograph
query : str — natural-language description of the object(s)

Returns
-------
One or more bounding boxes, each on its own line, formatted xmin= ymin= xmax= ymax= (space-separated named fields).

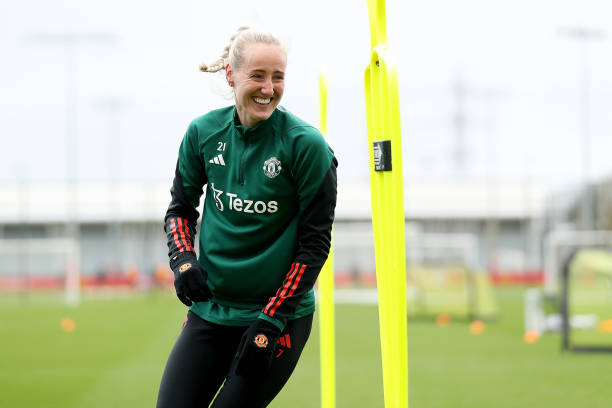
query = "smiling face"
xmin=226 ymin=42 xmax=286 ymax=128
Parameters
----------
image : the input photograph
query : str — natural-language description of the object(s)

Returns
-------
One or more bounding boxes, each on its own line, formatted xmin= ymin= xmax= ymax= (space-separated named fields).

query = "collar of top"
xmin=232 ymin=106 xmax=277 ymax=141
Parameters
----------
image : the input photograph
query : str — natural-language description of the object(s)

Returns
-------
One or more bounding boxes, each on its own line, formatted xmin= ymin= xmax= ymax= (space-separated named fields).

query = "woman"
xmin=156 ymin=26 xmax=337 ymax=407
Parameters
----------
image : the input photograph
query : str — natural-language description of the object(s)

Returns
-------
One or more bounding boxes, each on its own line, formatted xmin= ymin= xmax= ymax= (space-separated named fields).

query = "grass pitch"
xmin=0 ymin=287 xmax=611 ymax=407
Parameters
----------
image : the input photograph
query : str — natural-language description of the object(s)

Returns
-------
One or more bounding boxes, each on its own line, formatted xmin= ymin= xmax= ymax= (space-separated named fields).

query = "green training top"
xmin=164 ymin=105 xmax=337 ymax=330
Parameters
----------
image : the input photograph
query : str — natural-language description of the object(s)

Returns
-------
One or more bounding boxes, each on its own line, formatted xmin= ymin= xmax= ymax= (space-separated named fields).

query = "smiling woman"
xmin=200 ymin=27 xmax=287 ymax=127
xmin=226 ymin=42 xmax=286 ymax=127
xmin=156 ymin=26 xmax=338 ymax=408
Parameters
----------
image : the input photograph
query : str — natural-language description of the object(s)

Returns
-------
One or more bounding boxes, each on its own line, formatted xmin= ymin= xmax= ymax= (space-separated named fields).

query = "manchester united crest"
xmin=263 ymin=157 xmax=282 ymax=179
xmin=178 ymin=263 xmax=192 ymax=273
xmin=254 ymin=334 xmax=269 ymax=348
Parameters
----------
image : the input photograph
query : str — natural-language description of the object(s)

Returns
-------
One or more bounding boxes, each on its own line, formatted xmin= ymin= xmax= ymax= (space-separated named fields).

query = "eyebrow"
xmin=251 ymin=69 xmax=285 ymax=75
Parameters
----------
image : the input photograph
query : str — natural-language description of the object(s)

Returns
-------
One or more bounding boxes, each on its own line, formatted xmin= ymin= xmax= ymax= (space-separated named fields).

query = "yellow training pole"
xmin=364 ymin=0 xmax=408 ymax=407
xmin=318 ymin=69 xmax=336 ymax=408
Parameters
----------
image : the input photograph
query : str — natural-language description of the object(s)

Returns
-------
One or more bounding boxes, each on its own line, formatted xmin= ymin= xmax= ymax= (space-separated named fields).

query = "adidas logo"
xmin=209 ymin=154 xmax=225 ymax=166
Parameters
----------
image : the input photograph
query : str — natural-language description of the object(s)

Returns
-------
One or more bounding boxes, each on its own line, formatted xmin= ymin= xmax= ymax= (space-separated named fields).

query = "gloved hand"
xmin=235 ymin=318 xmax=282 ymax=376
xmin=170 ymin=252 xmax=213 ymax=306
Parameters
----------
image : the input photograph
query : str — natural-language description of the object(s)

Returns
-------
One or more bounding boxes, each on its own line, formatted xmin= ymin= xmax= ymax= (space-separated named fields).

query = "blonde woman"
xmin=156 ymin=26 xmax=337 ymax=407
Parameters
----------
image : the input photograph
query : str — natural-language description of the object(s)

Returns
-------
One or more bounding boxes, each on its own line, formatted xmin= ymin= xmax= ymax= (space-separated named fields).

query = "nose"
xmin=261 ymin=77 xmax=274 ymax=95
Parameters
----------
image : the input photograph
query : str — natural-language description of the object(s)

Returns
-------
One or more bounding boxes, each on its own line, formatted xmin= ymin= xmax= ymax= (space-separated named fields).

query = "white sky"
xmin=1 ymin=0 xmax=611 ymax=195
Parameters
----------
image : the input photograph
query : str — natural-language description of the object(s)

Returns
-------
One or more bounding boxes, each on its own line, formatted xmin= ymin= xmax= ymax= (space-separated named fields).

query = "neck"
xmin=235 ymin=107 xmax=257 ymax=128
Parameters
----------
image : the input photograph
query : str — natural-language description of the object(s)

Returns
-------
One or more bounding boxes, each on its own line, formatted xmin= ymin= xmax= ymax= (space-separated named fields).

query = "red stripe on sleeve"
xmin=170 ymin=218 xmax=184 ymax=253
xmin=182 ymin=218 xmax=192 ymax=252
xmin=268 ymin=264 xmax=307 ymax=317
xmin=284 ymin=334 xmax=291 ymax=348
xmin=263 ymin=263 xmax=299 ymax=315
xmin=263 ymin=263 xmax=298 ymax=315
xmin=177 ymin=217 xmax=191 ymax=253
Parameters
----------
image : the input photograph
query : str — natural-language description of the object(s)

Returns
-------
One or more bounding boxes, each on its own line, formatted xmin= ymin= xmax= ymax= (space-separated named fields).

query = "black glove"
xmin=170 ymin=252 xmax=212 ymax=306
xmin=235 ymin=319 xmax=282 ymax=376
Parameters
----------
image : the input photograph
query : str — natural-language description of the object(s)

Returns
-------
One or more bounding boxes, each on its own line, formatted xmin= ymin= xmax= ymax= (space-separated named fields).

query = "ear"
xmin=225 ymin=64 xmax=234 ymax=87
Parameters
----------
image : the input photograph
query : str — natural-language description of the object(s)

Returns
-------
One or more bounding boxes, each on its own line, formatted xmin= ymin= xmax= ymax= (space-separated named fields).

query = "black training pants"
xmin=156 ymin=311 xmax=313 ymax=408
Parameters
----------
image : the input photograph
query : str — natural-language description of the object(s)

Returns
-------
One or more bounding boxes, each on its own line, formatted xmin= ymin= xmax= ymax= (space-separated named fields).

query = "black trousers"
xmin=156 ymin=311 xmax=313 ymax=408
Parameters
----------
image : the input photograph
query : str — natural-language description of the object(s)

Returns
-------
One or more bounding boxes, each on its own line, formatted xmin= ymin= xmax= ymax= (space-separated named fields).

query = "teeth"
xmin=254 ymin=97 xmax=271 ymax=105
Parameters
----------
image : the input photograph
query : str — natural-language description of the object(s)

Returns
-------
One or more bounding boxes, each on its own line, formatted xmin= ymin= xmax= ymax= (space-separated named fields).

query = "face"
xmin=226 ymin=43 xmax=286 ymax=128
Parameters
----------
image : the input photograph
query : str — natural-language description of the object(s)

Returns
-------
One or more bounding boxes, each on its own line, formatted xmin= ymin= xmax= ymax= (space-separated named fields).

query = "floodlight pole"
xmin=24 ymin=33 xmax=117 ymax=305
xmin=94 ymin=96 xmax=125 ymax=268
xmin=451 ymin=70 xmax=468 ymax=179
xmin=558 ymin=27 xmax=605 ymax=230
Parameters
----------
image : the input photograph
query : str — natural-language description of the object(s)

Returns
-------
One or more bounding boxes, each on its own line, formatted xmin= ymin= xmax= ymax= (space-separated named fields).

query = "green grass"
xmin=1 ymin=288 xmax=611 ymax=407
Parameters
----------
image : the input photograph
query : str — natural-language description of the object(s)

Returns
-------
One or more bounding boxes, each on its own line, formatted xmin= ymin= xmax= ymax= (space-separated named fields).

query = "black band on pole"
xmin=373 ymin=140 xmax=392 ymax=171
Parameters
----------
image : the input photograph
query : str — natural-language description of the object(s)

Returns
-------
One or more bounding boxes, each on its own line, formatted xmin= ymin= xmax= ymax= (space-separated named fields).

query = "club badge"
xmin=179 ymin=263 xmax=192 ymax=273
xmin=254 ymin=334 xmax=269 ymax=348
xmin=263 ymin=157 xmax=282 ymax=179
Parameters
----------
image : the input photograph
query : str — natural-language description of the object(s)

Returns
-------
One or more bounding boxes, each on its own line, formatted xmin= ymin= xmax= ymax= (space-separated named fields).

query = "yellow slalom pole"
xmin=367 ymin=0 xmax=387 ymax=47
xmin=318 ymin=69 xmax=336 ymax=408
xmin=364 ymin=1 xmax=408 ymax=407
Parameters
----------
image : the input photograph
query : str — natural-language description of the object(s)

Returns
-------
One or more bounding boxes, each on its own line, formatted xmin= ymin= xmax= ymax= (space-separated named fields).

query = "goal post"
xmin=544 ymin=230 xmax=612 ymax=296
xmin=561 ymin=248 xmax=612 ymax=352
xmin=405 ymin=232 xmax=497 ymax=321
xmin=0 ymin=238 xmax=81 ymax=306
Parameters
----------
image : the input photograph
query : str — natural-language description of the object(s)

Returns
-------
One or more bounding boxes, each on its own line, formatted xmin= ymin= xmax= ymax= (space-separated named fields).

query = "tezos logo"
xmin=254 ymin=334 xmax=269 ymax=348
xmin=263 ymin=157 xmax=282 ymax=179
xmin=210 ymin=183 xmax=224 ymax=211
xmin=208 ymin=183 xmax=278 ymax=214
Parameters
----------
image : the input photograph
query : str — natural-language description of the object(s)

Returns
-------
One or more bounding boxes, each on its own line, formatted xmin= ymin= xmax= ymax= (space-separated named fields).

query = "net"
xmin=562 ymin=249 xmax=612 ymax=352
xmin=0 ymin=238 xmax=80 ymax=306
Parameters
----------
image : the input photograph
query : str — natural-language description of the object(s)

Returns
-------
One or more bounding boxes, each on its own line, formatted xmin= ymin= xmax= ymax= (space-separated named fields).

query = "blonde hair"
xmin=199 ymin=26 xmax=286 ymax=73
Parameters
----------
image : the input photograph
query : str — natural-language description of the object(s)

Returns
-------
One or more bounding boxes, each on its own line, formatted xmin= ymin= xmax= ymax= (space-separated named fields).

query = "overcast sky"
xmin=1 ymin=0 xmax=611 ymax=195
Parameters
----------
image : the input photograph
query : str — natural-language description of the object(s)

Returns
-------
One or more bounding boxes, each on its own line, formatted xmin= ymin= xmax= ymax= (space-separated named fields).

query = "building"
xmin=0 ymin=180 xmax=549 ymax=283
